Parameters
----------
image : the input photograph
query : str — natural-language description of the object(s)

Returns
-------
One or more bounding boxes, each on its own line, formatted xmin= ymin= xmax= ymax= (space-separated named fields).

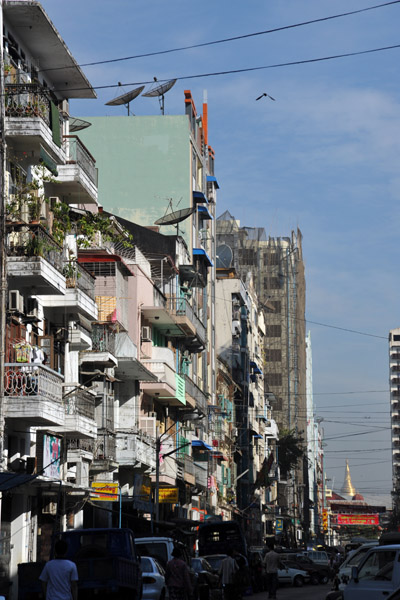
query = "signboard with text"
xmin=337 ymin=513 xmax=379 ymax=526
xmin=159 ymin=487 xmax=179 ymax=503
xmin=91 ymin=482 xmax=119 ymax=502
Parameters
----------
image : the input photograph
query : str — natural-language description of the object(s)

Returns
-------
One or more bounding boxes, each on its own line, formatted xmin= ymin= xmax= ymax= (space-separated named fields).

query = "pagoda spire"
xmin=341 ymin=459 xmax=356 ymax=497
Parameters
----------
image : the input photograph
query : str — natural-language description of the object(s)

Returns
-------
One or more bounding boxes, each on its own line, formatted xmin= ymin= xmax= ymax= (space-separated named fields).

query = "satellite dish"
xmin=155 ymin=206 xmax=195 ymax=226
xmin=142 ymin=79 xmax=177 ymax=114
xmin=69 ymin=117 xmax=92 ymax=132
xmin=216 ymin=244 xmax=233 ymax=268
xmin=105 ymin=85 xmax=145 ymax=115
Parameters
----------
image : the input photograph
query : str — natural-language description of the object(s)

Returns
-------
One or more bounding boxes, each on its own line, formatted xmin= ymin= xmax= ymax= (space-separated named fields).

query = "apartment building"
xmin=389 ymin=327 xmax=400 ymax=519
xmin=216 ymin=211 xmax=308 ymax=542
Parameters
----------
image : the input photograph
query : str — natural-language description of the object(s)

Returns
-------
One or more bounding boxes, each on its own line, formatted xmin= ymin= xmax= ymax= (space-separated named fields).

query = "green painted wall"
xmin=78 ymin=115 xmax=192 ymax=244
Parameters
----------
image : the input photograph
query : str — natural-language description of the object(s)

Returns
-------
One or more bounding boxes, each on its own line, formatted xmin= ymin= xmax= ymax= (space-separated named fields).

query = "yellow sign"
xmin=91 ymin=482 xmax=119 ymax=502
xmin=322 ymin=509 xmax=328 ymax=530
xmin=159 ymin=487 xmax=179 ymax=503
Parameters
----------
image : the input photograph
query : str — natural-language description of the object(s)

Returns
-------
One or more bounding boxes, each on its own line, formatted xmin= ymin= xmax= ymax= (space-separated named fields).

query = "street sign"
xmin=91 ymin=482 xmax=119 ymax=502
xmin=275 ymin=518 xmax=283 ymax=533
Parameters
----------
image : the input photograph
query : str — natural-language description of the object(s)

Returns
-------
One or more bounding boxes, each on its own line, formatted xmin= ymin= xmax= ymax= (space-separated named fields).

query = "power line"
xmin=40 ymin=1 xmax=400 ymax=72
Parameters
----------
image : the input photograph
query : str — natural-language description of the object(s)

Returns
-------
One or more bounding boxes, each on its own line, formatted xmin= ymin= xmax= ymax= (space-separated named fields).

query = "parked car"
xmin=277 ymin=564 xmax=310 ymax=587
xmin=279 ymin=552 xmax=330 ymax=584
xmin=343 ymin=543 xmax=400 ymax=599
xmin=141 ymin=556 xmax=168 ymax=600
xmin=136 ymin=537 xmax=197 ymax=598
xmin=302 ymin=550 xmax=330 ymax=567
xmin=201 ymin=554 xmax=250 ymax=595
xmin=337 ymin=541 xmax=377 ymax=589
xmin=191 ymin=557 xmax=222 ymax=600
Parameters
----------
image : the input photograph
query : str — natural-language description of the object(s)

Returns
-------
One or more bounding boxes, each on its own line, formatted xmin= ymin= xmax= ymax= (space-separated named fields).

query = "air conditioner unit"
xmin=26 ymin=297 xmax=39 ymax=318
xmin=141 ymin=326 xmax=151 ymax=342
xmin=9 ymin=290 xmax=24 ymax=313
xmin=232 ymin=427 xmax=238 ymax=437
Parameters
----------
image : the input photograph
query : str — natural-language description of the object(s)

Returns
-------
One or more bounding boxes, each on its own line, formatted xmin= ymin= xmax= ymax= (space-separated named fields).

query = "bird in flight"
xmin=256 ymin=92 xmax=276 ymax=101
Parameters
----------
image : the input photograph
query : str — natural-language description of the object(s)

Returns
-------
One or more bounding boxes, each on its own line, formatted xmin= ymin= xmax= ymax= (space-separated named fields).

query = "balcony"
xmin=141 ymin=296 xmax=206 ymax=344
xmin=80 ymin=323 xmax=118 ymax=368
xmin=50 ymin=136 xmax=98 ymax=205
xmin=41 ymin=262 xmax=98 ymax=321
xmin=183 ymin=374 xmax=208 ymax=415
xmin=113 ymin=332 xmax=157 ymax=383
xmin=180 ymin=454 xmax=195 ymax=485
xmin=194 ymin=462 xmax=208 ymax=489
xmin=5 ymin=83 xmax=65 ymax=163
xmin=91 ymin=433 xmax=117 ymax=472
xmin=141 ymin=348 xmax=186 ymax=406
xmin=59 ymin=386 xmax=97 ymax=439
xmin=115 ymin=431 xmax=156 ymax=469
xmin=4 ymin=363 xmax=64 ymax=425
xmin=6 ymin=224 xmax=66 ymax=295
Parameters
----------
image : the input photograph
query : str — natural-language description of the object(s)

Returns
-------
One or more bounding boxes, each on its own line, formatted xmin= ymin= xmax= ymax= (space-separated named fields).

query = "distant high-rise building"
xmin=389 ymin=328 xmax=400 ymax=517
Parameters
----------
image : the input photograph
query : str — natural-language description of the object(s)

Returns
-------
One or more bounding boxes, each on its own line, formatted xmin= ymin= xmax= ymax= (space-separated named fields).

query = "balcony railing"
xmin=65 ymin=262 xmax=96 ymax=300
xmin=183 ymin=374 xmax=208 ymax=416
xmin=4 ymin=363 xmax=63 ymax=403
xmin=63 ymin=387 xmax=96 ymax=420
xmin=91 ymin=323 xmax=116 ymax=355
xmin=63 ymin=136 xmax=98 ymax=186
xmin=67 ymin=438 xmax=94 ymax=453
xmin=94 ymin=433 xmax=116 ymax=461
xmin=5 ymin=83 xmax=63 ymax=141
xmin=7 ymin=223 xmax=64 ymax=273
xmin=167 ymin=296 xmax=206 ymax=341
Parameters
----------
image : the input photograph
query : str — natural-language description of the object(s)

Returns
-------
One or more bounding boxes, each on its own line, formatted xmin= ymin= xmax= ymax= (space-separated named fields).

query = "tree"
xmin=278 ymin=429 xmax=305 ymax=479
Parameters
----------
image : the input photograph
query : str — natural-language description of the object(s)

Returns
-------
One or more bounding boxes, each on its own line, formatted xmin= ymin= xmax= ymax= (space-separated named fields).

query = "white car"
xmin=140 ymin=556 xmax=168 ymax=600
xmin=338 ymin=542 xmax=377 ymax=589
xmin=278 ymin=565 xmax=310 ymax=587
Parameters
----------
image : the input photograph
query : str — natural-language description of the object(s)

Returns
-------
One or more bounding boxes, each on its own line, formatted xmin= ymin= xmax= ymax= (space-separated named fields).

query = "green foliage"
xmin=278 ymin=429 xmax=305 ymax=478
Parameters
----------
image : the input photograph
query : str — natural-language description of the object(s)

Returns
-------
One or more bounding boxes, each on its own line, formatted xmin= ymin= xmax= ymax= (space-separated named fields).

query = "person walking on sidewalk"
xmin=220 ymin=548 xmax=239 ymax=600
xmin=263 ymin=541 xmax=280 ymax=599
xmin=165 ymin=547 xmax=193 ymax=600
xmin=39 ymin=539 xmax=78 ymax=600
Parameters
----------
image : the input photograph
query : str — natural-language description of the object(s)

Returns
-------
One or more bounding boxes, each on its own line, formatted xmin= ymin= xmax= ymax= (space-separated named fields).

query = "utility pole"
xmin=0 ymin=0 xmax=7 ymax=471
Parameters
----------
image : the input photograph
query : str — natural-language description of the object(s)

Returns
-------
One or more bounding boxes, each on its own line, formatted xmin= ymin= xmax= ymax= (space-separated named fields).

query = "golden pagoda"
xmin=341 ymin=459 xmax=356 ymax=497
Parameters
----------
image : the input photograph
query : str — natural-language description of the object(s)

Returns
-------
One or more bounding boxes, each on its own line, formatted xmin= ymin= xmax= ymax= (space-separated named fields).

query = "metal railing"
xmin=183 ymin=374 xmax=208 ymax=416
xmin=167 ymin=296 xmax=206 ymax=341
xmin=91 ymin=323 xmax=116 ymax=354
xmin=63 ymin=387 xmax=96 ymax=419
xmin=65 ymin=262 xmax=96 ymax=300
xmin=5 ymin=83 xmax=63 ymax=139
xmin=194 ymin=462 xmax=208 ymax=488
xmin=7 ymin=223 xmax=64 ymax=273
xmin=66 ymin=438 xmax=94 ymax=453
xmin=63 ymin=136 xmax=98 ymax=185
xmin=94 ymin=433 xmax=116 ymax=461
xmin=4 ymin=363 xmax=63 ymax=402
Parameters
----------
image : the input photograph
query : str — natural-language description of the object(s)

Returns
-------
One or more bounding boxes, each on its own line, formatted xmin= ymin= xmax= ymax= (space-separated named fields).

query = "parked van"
xmin=135 ymin=537 xmax=192 ymax=568
xmin=343 ymin=544 xmax=400 ymax=600
xmin=301 ymin=550 xmax=330 ymax=567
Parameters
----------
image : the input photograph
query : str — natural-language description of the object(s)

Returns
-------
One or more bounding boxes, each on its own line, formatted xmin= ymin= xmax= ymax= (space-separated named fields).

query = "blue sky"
xmin=39 ymin=0 xmax=400 ymax=506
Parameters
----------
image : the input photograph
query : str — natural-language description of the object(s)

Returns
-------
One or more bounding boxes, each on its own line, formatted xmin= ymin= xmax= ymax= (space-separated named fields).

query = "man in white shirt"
xmin=40 ymin=539 xmax=78 ymax=600
xmin=263 ymin=541 xmax=280 ymax=599
xmin=220 ymin=548 xmax=238 ymax=600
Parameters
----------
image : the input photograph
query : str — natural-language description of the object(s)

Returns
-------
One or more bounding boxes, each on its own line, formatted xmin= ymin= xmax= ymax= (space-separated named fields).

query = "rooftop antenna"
xmin=154 ymin=203 xmax=195 ymax=237
xmin=105 ymin=85 xmax=145 ymax=115
xmin=142 ymin=77 xmax=177 ymax=115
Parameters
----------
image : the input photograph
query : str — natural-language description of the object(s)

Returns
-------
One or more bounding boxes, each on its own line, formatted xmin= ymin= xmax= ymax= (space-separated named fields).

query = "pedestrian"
xmin=39 ymin=539 xmax=78 ymax=600
xmin=219 ymin=548 xmax=239 ymax=600
xmin=263 ymin=540 xmax=280 ymax=600
xmin=165 ymin=547 xmax=193 ymax=600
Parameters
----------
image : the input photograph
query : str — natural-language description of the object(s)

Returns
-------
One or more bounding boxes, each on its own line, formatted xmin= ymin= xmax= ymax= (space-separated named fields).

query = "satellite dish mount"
xmin=143 ymin=78 xmax=177 ymax=115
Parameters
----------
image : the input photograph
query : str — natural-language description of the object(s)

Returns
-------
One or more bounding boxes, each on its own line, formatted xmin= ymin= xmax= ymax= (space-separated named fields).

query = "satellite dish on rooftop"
xmin=69 ymin=117 xmax=92 ymax=132
xmin=105 ymin=85 xmax=145 ymax=115
xmin=155 ymin=206 xmax=195 ymax=226
xmin=143 ymin=78 xmax=177 ymax=114
xmin=216 ymin=244 xmax=233 ymax=268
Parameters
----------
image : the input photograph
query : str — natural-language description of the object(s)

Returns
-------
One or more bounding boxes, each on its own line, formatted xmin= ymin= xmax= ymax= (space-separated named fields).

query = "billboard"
xmin=43 ymin=434 xmax=62 ymax=478
xmin=337 ymin=513 xmax=380 ymax=526
xmin=159 ymin=487 xmax=179 ymax=503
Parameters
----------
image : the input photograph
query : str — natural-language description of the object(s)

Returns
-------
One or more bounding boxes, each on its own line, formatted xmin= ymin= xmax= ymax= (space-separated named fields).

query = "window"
xmin=265 ymin=349 xmax=281 ymax=362
xmin=266 ymin=373 xmax=282 ymax=387
xmin=264 ymin=252 xmax=280 ymax=266
xmin=394 ymin=335 xmax=400 ymax=341
xmin=265 ymin=325 xmax=281 ymax=337
xmin=80 ymin=262 xmax=116 ymax=277
xmin=357 ymin=550 xmax=396 ymax=581
xmin=263 ymin=277 xmax=281 ymax=289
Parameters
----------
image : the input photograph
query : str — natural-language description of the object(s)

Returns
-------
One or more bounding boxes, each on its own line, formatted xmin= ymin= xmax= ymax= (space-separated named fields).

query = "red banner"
xmin=337 ymin=513 xmax=379 ymax=526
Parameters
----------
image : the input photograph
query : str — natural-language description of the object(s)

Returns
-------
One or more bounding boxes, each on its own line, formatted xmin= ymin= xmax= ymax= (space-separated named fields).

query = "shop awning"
xmin=252 ymin=434 xmax=263 ymax=439
xmin=0 ymin=472 xmax=37 ymax=491
xmin=207 ymin=175 xmax=220 ymax=189
xmin=197 ymin=206 xmax=213 ymax=220
xmin=193 ymin=248 xmax=213 ymax=267
xmin=193 ymin=191 xmax=208 ymax=204
xmin=192 ymin=439 xmax=213 ymax=452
